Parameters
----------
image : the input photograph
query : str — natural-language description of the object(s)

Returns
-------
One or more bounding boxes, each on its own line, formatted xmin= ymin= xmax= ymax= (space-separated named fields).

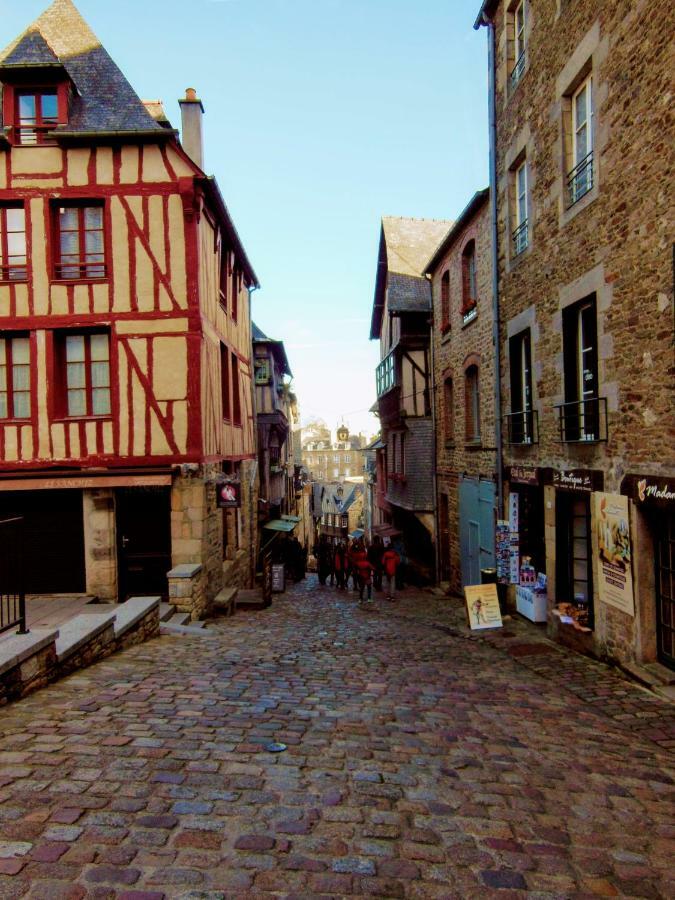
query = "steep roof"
xmin=0 ymin=0 xmax=168 ymax=139
xmin=252 ymin=322 xmax=292 ymax=377
xmin=370 ymin=217 xmax=452 ymax=339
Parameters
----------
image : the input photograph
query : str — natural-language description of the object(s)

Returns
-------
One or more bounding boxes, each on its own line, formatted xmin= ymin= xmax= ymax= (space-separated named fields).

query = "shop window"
xmin=556 ymin=492 xmax=593 ymax=628
xmin=508 ymin=329 xmax=535 ymax=443
xmin=56 ymin=331 xmax=111 ymax=418
xmin=0 ymin=334 xmax=31 ymax=420
xmin=461 ymin=241 xmax=477 ymax=323
xmin=440 ymin=270 xmax=450 ymax=333
xmin=53 ymin=203 xmax=106 ymax=280
xmin=0 ymin=205 xmax=27 ymax=282
xmin=559 ymin=295 xmax=603 ymax=442
xmin=15 ymin=90 xmax=59 ymax=145
xmin=465 ymin=365 xmax=480 ymax=444
xmin=220 ymin=343 xmax=230 ymax=421
xmin=512 ymin=485 xmax=545 ymax=575
xmin=443 ymin=377 xmax=454 ymax=442
xmin=231 ymin=352 xmax=241 ymax=426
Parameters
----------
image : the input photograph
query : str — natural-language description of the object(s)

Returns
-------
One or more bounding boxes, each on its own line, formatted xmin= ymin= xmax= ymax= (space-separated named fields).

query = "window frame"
xmin=440 ymin=270 xmax=451 ymax=333
xmin=465 ymin=364 xmax=481 ymax=445
xmin=52 ymin=201 xmax=107 ymax=282
xmin=220 ymin=343 xmax=231 ymax=422
xmin=561 ymin=295 xmax=600 ymax=441
xmin=231 ymin=351 xmax=241 ymax=426
xmin=509 ymin=0 xmax=527 ymax=90
xmin=54 ymin=330 xmax=112 ymax=420
xmin=508 ymin=329 xmax=534 ymax=444
xmin=513 ymin=160 xmax=529 ymax=256
xmin=14 ymin=88 xmax=59 ymax=146
xmin=461 ymin=241 xmax=478 ymax=323
xmin=567 ymin=75 xmax=594 ymax=207
xmin=443 ymin=376 xmax=454 ymax=444
xmin=0 ymin=204 xmax=28 ymax=283
xmin=0 ymin=333 xmax=31 ymax=421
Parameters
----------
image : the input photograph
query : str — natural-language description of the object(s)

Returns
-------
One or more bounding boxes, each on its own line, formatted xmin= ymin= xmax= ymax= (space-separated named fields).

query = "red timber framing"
xmin=0 ymin=139 xmax=257 ymax=471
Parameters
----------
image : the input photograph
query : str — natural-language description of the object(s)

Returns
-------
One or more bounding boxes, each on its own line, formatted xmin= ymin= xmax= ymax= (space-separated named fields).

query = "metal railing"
xmin=554 ymin=396 xmax=607 ymax=443
xmin=505 ymin=409 xmax=539 ymax=445
xmin=510 ymin=52 xmax=526 ymax=90
xmin=512 ymin=219 xmax=529 ymax=256
xmin=0 ymin=516 xmax=27 ymax=635
xmin=566 ymin=151 xmax=594 ymax=207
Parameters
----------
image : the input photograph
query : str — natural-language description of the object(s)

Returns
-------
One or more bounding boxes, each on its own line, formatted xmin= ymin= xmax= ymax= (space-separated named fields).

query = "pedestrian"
xmin=352 ymin=541 xmax=374 ymax=604
xmin=382 ymin=539 xmax=401 ymax=601
xmin=347 ymin=539 xmax=360 ymax=592
xmin=317 ymin=536 xmax=332 ymax=586
xmin=333 ymin=542 xmax=346 ymax=590
xmin=367 ymin=536 xmax=384 ymax=592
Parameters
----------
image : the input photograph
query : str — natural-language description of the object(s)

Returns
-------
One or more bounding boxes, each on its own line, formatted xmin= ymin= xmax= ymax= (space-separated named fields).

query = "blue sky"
xmin=2 ymin=0 xmax=489 ymax=438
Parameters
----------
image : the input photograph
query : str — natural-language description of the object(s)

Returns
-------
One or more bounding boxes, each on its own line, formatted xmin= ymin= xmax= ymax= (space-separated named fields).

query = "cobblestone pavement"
xmin=0 ymin=576 xmax=673 ymax=899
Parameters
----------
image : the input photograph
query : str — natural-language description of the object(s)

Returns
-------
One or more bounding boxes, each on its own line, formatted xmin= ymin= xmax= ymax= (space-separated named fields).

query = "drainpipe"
xmin=485 ymin=14 xmax=504 ymax=520
xmin=426 ymin=275 xmax=441 ymax=584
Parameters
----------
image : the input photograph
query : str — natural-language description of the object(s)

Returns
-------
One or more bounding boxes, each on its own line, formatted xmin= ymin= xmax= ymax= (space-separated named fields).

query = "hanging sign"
xmin=592 ymin=492 xmax=635 ymax=617
xmin=508 ymin=466 xmax=540 ymax=486
xmin=464 ymin=583 xmax=503 ymax=630
xmin=552 ymin=469 xmax=602 ymax=493
xmin=216 ymin=481 xmax=241 ymax=509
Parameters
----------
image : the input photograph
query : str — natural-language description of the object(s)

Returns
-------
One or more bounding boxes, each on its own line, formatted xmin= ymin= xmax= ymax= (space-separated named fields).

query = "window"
xmin=443 ymin=377 xmax=454 ymax=442
xmin=568 ymin=76 xmax=594 ymax=206
xmin=220 ymin=344 xmax=230 ymax=421
xmin=333 ymin=468 xmax=339 ymax=478
xmin=561 ymin=296 xmax=600 ymax=441
xmin=513 ymin=161 xmax=529 ymax=255
xmin=0 ymin=335 xmax=30 ymax=420
xmin=508 ymin=330 xmax=534 ymax=443
xmin=556 ymin=492 xmax=594 ymax=629
xmin=510 ymin=1 xmax=527 ymax=88
xmin=61 ymin=332 xmax=111 ymax=418
xmin=465 ymin=365 xmax=480 ymax=443
xmin=440 ymin=271 xmax=450 ymax=332
xmin=231 ymin=267 xmax=239 ymax=322
xmin=54 ymin=204 xmax=106 ymax=280
xmin=376 ymin=351 xmax=395 ymax=397
xmin=333 ymin=454 xmax=339 ymax=463
xmin=219 ymin=245 xmax=229 ymax=313
xmin=0 ymin=206 xmax=27 ymax=282
xmin=231 ymin=352 xmax=241 ymax=426
xmin=344 ymin=454 xmax=351 ymax=463
xmin=15 ymin=90 xmax=58 ymax=145
xmin=461 ymin=241 xmax=477 ymax=323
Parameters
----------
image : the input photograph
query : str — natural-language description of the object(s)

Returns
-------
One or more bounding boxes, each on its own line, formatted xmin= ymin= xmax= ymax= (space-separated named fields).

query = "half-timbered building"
xmin=0 ymin=0 xmax=259 ymax=609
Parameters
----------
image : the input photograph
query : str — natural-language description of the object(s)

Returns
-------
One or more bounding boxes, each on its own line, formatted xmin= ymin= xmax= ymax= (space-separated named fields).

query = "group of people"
xmin=315 ymin=535 xmax=401 ymax=605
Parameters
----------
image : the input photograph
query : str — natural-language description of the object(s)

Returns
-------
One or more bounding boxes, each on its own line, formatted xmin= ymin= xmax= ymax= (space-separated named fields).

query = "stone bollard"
xmin=167 ymin=563 xmax=208 ymax=621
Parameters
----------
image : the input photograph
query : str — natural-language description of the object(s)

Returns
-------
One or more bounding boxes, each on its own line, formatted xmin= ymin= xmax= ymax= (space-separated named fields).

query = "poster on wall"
xmin=508 ymin=493 xmax=520 ymax=585
xmin=464 ymin=584 xmax=503 ymax=630
xmin=496 ymin=520 xmax=510 ymax=583
xmin=216 ymin=481 xmax=241 ymax=509
xmin=592 ymin=492 xmax=635 ymax=617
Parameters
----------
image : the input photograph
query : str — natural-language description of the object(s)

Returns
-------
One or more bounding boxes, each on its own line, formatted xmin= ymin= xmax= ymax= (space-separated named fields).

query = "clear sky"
xmin=1 ymin=0 xmax=489 ymax=440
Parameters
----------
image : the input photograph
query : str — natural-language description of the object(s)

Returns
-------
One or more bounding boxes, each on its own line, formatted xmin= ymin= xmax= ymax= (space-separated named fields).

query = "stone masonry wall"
xmin=83 ymin=489 xmax=117 ymax=601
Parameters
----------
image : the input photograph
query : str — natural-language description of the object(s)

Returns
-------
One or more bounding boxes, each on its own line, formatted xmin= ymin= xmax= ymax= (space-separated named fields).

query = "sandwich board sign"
xmin=464 ymin=583 xmax=503 ymax=630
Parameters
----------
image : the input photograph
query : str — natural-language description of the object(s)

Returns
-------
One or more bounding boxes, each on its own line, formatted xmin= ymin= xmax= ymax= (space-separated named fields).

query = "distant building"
xmin=302 ymin=424 xmax=365 ymax=482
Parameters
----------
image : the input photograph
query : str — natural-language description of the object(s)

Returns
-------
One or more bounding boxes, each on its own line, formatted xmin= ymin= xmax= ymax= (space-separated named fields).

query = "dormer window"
xmin=16 ymin=90 xmax=58 ymax=145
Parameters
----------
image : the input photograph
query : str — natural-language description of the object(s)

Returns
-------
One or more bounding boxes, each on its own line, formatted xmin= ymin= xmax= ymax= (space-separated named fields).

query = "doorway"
xmin=655 ymin=509 xmax=674 ymax=670
xmin=459 ymin=476 xmax=496 ymax=587
xmin=439 ymin=493 xmax=451 ymax=582
xmin=116 ymin=487 xmax=171 ymax=601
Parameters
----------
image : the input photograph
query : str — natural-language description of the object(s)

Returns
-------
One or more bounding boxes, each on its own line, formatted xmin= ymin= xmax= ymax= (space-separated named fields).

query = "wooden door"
xmin=116 ymin=487 xmax=171 ymax=601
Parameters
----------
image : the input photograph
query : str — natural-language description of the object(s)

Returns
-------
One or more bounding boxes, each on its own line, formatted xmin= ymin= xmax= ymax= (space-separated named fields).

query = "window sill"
xmin=50 ymin=278 xmax=109 ymax=286
xmin=560 ymin=182 xmax=598 ymax=228
xmin=0 ymin=279 xmax=28 ymax=286
xmin=444 ymin=441 xmax=456 ymax=449
xmin=0 ymin=418 xmax=32 ymax=425
xmin=464 ymin=441 xmax=483 ymax=450
xmin=51 ymin=415 xmax=113 ymax=424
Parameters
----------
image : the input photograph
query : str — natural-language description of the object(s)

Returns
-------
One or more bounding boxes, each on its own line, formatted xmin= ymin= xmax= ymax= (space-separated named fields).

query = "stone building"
xmin=476 ymin=0 xmax=675 ymax=673
xmin=301 ymin=424 xmax=365 ymax=482
xmin=0 ymin=0 xmax=259 ymax=616
xmin=425 ymin=190 xmax=496 ymax=594
xmin=370 ymin=216 xmax=452 ymax=583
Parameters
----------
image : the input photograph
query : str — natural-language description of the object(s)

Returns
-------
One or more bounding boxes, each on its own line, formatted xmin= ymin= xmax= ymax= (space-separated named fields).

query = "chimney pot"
xmin=179 ymin=88 xmax=205 ymax=170
xmin=185 ymin=87 xmax=197 ymax=101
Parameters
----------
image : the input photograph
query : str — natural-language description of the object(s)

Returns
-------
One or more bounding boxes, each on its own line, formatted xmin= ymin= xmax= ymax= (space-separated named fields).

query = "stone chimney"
xmin=178 ymin=88 xmax=205 ymax=170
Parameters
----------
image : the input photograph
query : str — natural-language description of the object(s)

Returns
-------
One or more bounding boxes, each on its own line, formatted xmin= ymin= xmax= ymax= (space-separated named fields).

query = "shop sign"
xmin=464 ymin=583 xmax=503 ymax=631
xmin=592 ymin=492 xmax=635 ymax=618
xmin=508 ymin=465 xmax=539 ymax=486
xmin=552 ymin=469 xmax=600 ymax=493
xmin=216 ymin=481 xmax=241 ymax=509
xmin=627 ymin=474 xmax=675 ymax=506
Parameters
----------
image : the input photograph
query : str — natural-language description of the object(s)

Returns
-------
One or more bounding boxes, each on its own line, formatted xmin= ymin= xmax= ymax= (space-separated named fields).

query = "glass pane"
xmin=18 ymin=95 xmax=36 ymax=123
xmin=11 ymin=338 xmax=29 ymax=364
xmin=60 ymin=229 xmax=79 ymax=257
xmin=41 ymin=93 xmax=58 ymax=121
xmin=7 ymin=231 xmax=26 ymax=260
xmin=0 ymin=394 xmax=6 ymax=418
xmin=12 ymin=365 xmax=29 ymax=391
xmin=59 ymin=207 xmax=79 ymax=231
xmin=91 ymin=361 xmax=109 ymax=387
xmin=85 ymin=229 xmax=104 ymax=255
xmin=84 ymin=207 xmax=103 ymax=229
xmin=575 ymin=86 xmax=587 ymax=128
xmin=67 ymin=389 xmax=86 ymax=417
xmin=0 ymin=367 xmax=6 ymax=390
xmin=66 ymin=335 xmax=85 ymax=362
xmin=90 ymin=334 xmax=109 ymax=361
xmin=6 ymin=208 xmax=25 ymax=232
xmin=0 ymin=341 xmax=5 ymax=363
xmin=12 ymin=391 xmax=30 ymax=419
xmin=92 ymin=388 xmax=111 ymax=416
xmin=67 ymin=362 xmax=85 ymax=389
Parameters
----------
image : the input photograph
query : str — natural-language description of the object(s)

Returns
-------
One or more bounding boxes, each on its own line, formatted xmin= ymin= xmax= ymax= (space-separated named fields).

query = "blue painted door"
xmin=459 ymin=476 xmax=496 ymax=587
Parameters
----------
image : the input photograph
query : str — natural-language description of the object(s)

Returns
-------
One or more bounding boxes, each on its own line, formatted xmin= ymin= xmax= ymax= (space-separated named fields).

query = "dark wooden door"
xmin=0 ymin=490 xmax=85 ymax=593
xmin=656 ymin=510 xmax=675 ymax=671
xmin=116 ymin=487 xmax=171 ymax=601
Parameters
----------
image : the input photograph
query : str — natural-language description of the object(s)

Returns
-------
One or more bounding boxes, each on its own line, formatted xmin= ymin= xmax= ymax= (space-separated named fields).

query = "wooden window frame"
xmin=53 ymin=330 xmax=112 ymax=420
xmin=14 ymin=88 xmax=60 ymax=146
xmin=0 ymin=204 xmax=28 ymax=283
xmin=0 ymin=333 xmax=31 ymax=421
xmin=220 ymin=343 xmax=231 ymax=421
xmin=461 ymin=241 xmax=477 ymax=318
xmin=443 ymin=377 xmax=454 ymax=443
xmin=440 ymin=270 xmax=451 ymax=334
xmin=231 ymin=352 xmax=241 ymax=426
xmin=52 ymin=201 xmax=107 ymax=282
xmin=464 ymin=364 xmax=481 ymax=444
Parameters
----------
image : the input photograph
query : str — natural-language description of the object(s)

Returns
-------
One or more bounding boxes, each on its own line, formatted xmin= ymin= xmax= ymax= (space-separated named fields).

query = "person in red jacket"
xmin=351 ymin=541 xmax=374 ymax=604
xmin=382 ymin=540 xmax=401 ymax=601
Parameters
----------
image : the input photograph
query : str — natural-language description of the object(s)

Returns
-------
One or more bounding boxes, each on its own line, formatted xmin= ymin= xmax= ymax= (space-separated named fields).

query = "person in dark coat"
xmin=333 ymin=542 xmax=347 ymax=590
xmin=317 ymin=536 xmax=332 ymax=586
xmin=367 ymin=537 xmax=384 ymax=592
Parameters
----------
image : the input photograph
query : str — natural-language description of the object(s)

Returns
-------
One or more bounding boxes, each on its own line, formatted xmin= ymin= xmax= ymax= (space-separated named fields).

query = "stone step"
xmin=214 ymin=586 xmax=237 ymax=617
xmin=160 ymin=622 xmax=215 ymax=637
xmin=159 ymin=602 xmax=176 ymax=623
xmin=167 ymin=612 xmax=191 ymax=627
xmin=236 ymin=588 xmax=266 ymax=609
xmin=0 ymin=629 xmax=58 ymax=678
xmin=115 ymin=597 xmax=162 ymax=639
xmin=55 ymin=612 xmax=117 ymax=663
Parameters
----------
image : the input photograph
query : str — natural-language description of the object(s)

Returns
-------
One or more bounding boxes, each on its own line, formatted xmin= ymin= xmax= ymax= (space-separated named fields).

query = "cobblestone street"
xmin=0 ymin=576 xmax=673 ymax=899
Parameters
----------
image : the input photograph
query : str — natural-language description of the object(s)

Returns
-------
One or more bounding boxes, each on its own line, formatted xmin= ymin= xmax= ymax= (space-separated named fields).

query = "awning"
xmin=372 ymin=524 xmax=402 ymax=538
xmin=263 ymin=519 xmax=297 ymax=533
xmin=369 ymin=439 xmax=386 ymax=450
xmin=349 ymin=529 xmax=365 ymax=539
xmin=281 ymin=515 xmax=302 ymax=523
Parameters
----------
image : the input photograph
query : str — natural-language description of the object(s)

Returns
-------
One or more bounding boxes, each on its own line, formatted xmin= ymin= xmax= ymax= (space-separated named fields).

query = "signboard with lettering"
xmin=593 ymin=492 xmax=635 ymax=617
xmin=272 ymin=564 xmax=285 ymax=593
xmin=216 ymin=481 xmax=241 ymax=509
xmin=508 ymin=466 xmax=540 ymax=486
xmin=552 ymin=469 xmax=602 ymax=493
xmin=464 ymin=583 xmax=503 ymax=630
xmin=496 ymin=519 xmax=510 ymax=584
xmin=508 ymin=493 xmax=520 ymax=584
xmin=623 ymin=474 xmax=675 ymax=507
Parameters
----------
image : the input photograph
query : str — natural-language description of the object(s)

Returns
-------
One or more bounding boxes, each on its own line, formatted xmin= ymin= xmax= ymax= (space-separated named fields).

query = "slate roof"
xmin=370 ymin=217 xmax=452 ymax=339
xmin=0 ymin=0 xmax=168 ymax=139
xmin=252 ymin=322 xmax=292 ymax=377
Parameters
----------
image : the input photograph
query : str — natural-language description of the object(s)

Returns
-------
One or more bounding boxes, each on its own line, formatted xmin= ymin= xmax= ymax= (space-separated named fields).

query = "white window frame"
xmin=513 ymin=160 xmax=529 ymax=255
xmin=572 ymin=76 xmax=593 ymax=167
xmin=514 ymin=1 xmax=526 ymax=62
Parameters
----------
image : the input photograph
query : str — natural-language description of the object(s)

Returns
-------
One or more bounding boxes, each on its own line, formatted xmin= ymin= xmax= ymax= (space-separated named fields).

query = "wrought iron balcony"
xmin=505 ymin=409 xmax=539 ymax=445
xmin=566 ymin=151 xmax=594 ymax=207
xmin=512 ymin=219 xmax=529 ymax=256
xmin=510 ymin=52 xmax=526 ymax=90
xmin=554 ymin=396 xmax=607 ymax=443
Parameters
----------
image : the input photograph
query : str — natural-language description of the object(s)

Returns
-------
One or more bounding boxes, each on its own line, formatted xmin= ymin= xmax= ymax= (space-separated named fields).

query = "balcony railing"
xmin=555 ymin=396 xmax=607 ymax=443
xmin=0 ymin=516 xmax=27 ymax=636
xmin=509 ymin=52 xmax=526 ymax=90
xmin=512 ymin=219 xmax=529 ymax=256
xmin=566 ymin=151 xmax=594 ymax=207
xmin=376 ymin=351 xmax=396 ymax=398
xmin=505 ymin=409 xmax=539 ymax=445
